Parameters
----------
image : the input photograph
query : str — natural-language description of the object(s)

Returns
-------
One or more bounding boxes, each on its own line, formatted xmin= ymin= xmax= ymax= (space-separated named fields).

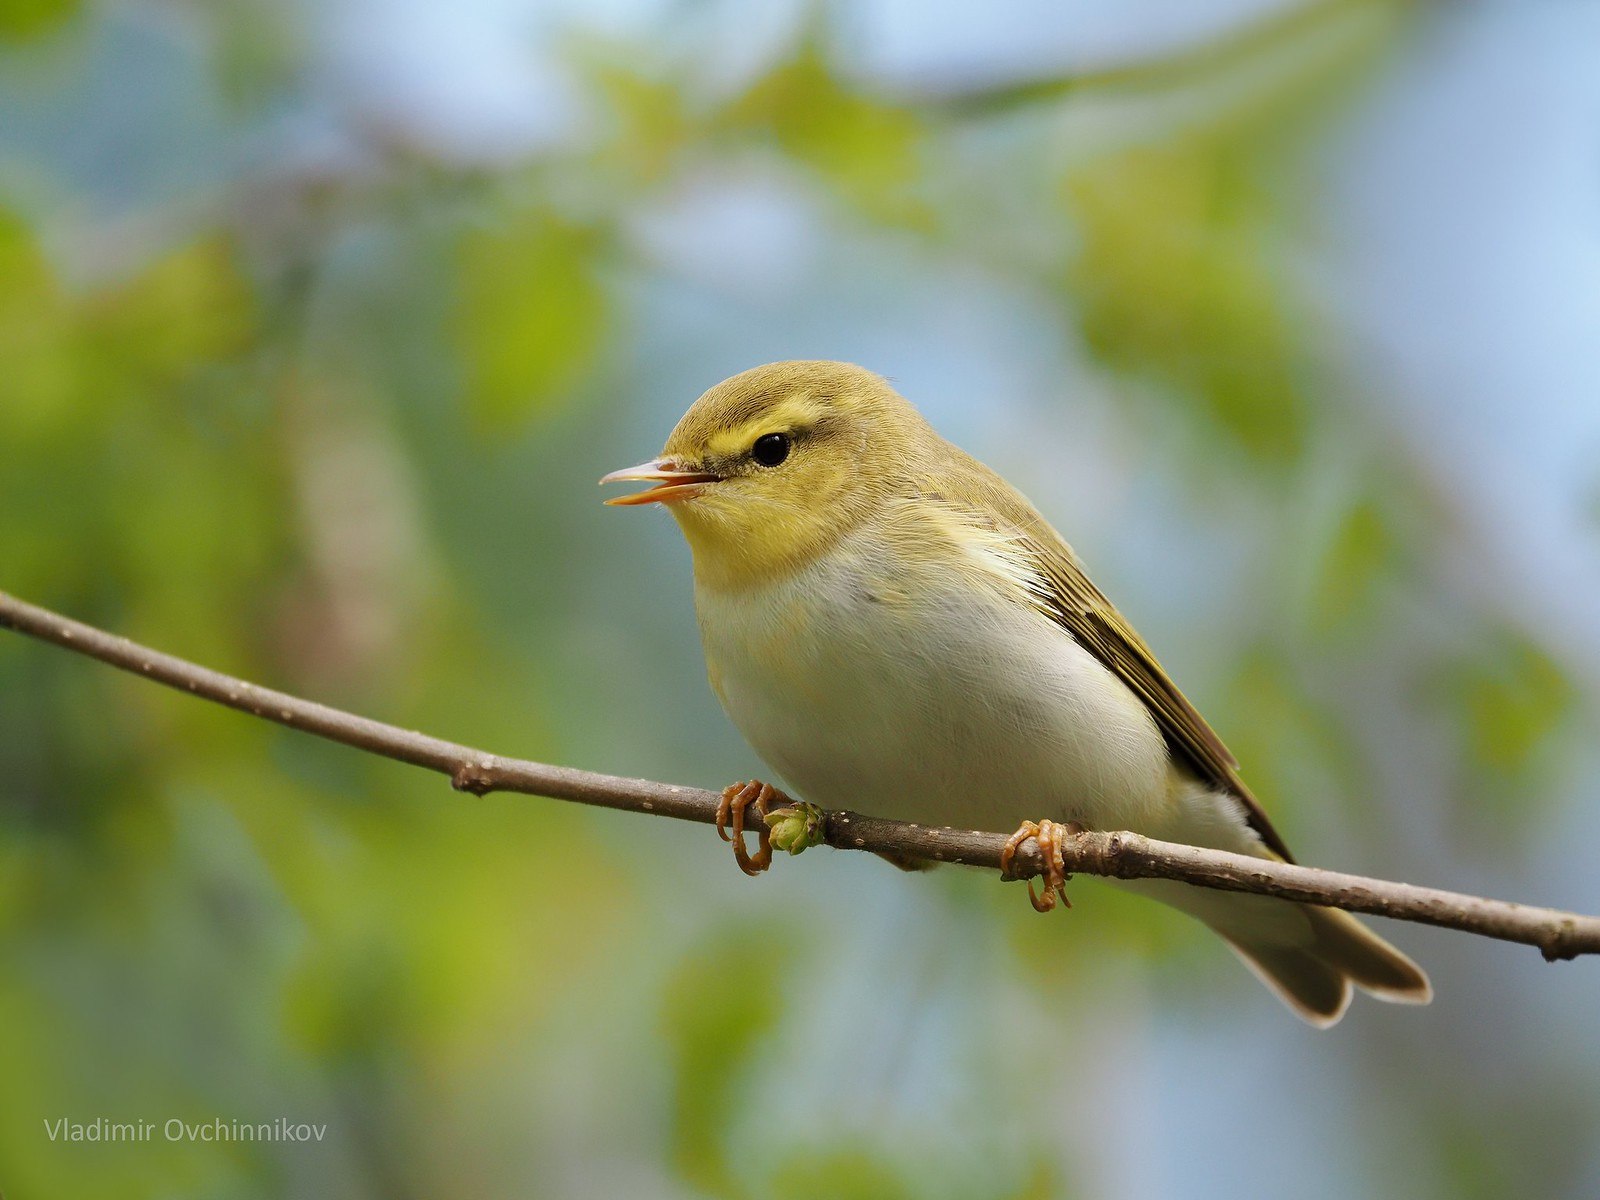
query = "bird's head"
xmin=603 ymin=361 xmax=934 ymax=589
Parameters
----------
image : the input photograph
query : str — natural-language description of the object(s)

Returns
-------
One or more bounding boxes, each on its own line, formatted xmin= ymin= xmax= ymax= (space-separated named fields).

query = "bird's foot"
xmin=716 ymin=780 xmax=787 ymax=876
xmin=999 ymin=819 xmax=1081 ymax=913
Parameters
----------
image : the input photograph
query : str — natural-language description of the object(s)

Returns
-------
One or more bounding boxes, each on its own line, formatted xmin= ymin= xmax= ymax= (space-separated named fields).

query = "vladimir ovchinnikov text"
xmin=45 ymin=1117 xmax=327 ymax=1143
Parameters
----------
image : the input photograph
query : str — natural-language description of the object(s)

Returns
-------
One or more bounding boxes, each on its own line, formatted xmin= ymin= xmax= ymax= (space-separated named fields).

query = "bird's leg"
xmin=716 ymin=780 xmax=785 ymax=876
xmin=999 ymin=819 xmax=1081 ymax=912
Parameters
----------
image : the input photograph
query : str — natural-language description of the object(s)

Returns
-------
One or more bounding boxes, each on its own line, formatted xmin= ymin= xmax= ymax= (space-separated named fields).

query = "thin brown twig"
xmin=2 ymin=588 xmax=1596 ymax=962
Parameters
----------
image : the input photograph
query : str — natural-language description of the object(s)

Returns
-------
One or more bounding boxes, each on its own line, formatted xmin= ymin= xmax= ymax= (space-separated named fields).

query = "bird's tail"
xmin=1110 ymin=778 xmax=1433 ymax=1024
xmin=1116 ymin=874 xmax=1432 ymax=1026
xmin=1218 ymin=903 xmax=1433 ymax=1027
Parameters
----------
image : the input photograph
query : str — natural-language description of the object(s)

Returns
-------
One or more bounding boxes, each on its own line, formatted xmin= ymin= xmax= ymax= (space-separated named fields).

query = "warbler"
xmin=603 ymin=361 xmax=1430 ymax=1026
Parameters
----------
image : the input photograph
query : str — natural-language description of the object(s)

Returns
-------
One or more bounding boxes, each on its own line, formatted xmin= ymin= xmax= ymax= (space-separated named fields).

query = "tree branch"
xmin=2 ymin=589 xmax=1596 ymax=962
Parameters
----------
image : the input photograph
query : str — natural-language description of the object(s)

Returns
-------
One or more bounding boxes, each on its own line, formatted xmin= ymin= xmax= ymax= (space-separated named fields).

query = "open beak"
xmin=600 ymin=458 xmax=722 ymax=506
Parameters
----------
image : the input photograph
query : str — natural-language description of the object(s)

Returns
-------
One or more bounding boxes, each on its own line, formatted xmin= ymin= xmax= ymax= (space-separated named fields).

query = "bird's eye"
xmin=751 ymin=432 xmax=790 ymax=467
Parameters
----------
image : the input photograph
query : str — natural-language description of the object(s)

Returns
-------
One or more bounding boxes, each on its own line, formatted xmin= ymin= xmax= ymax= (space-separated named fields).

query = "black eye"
xmin=751 ymin=432 xmax=790 ymax=467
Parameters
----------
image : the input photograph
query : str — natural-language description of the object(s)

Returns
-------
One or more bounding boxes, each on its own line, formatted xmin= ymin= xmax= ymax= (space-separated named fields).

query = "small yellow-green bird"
xmin=603 ymin=360 xmax=1430 ymax=1026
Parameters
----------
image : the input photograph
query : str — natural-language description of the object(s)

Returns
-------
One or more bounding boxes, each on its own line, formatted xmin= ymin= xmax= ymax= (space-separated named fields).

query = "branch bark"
xmin=2 ymin=589 xmax=1596 ymax=962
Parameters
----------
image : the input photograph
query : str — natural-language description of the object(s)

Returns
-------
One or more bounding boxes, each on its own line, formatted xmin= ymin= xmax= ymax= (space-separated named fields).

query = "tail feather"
xmin=1225 ymin=939 xmax=1352 ymax=1028
xmin=1218 ymin=905 xmax=1431 ymax=1027
xmin=1112 ymin=875 xmax=1433 ymax=1027
xmin=1122 ymin=781 xmax=1433 ymax=1026
xmin=1306 ymin=906 xmax=1433 ymax=1004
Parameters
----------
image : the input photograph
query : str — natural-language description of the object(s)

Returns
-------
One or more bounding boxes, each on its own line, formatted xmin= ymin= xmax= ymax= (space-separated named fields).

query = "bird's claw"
xmin=716 ymin=780 xmax=786 ymax=876
xmin=999 ymin=818 xmax=1078 ymax=912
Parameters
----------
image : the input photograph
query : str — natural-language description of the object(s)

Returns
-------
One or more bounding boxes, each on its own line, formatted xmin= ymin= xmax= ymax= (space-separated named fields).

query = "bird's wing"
xmin=938 ymin=458 xmax=1295 ymax=863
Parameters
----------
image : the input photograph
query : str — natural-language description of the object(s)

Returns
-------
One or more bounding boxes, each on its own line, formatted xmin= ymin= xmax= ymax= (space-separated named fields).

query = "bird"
xmin=601 ymin=360 xmax=1431 ymax=1026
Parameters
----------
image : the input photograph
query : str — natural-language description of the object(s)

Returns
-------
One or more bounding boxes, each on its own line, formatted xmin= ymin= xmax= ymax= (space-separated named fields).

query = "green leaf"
xmin=0 ymin=0 xmax=81 ymax=40
xmin=1065 ymin=139 xmax=1307 ymax=464
xmin=1441 ymin=633 xmax=1576 ymax=785
xmin=662 ymin=931 xmax=789 ymax=1197
xmin=0 ymin=209 xmax=79 ymax=434
xmin=87 ymin=235 xmax=255 ymax=380
xmin=584 ymin=54 xmax=696 ymax=187
xmin=720 ymin=38 xmax=931 ymax=229
xmin=454 ymin=213 xmax=608 ymax=431
xmin=1309 ymin=495 xmax=1400 ymax=632
xmin=1059 ymin=2 xmax=1402 ymax=466
xmin=769 ymin=1148 xmax=917 ymax=1200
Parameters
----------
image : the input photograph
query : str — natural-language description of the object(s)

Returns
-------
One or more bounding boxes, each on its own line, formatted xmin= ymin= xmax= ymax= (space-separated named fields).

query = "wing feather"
xmin=933 ymin=453 xmax=1295 ymax=863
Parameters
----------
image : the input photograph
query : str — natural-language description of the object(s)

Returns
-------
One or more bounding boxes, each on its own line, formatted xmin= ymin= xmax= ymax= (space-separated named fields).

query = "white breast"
xmin=692 ymin=526 xmax=1173 ymax=834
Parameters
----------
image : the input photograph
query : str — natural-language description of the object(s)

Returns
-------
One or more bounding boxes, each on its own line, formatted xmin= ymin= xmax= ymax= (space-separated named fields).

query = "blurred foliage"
xmin=1061 ymin=0 xmax=1402 ymax=468
xmin=1306 ymin=492 xmax=1399 ymax=632
xmin=1431 ymin=630 xmax=1578 ymax=825
xmin=0 ymin=0 xmax=80 ymax=40
xmin=1068 ymin=134 xmax=1309 ymax=463
xmin=663 ymin=932 xmax=789 ymax=1197
xmin=454 ymin=208 xmax=610 ymax=429
xmin=204 ymin=0 xmax=303 ymax=110
xmin=1 ymin=1 xmax=1595 ymax=1198
xmin=721 ymin=36 xmax=933 ymax=230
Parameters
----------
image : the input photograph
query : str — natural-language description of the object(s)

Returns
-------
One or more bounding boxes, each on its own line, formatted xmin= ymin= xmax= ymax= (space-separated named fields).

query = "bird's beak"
xmin=600 ymin=458 xmax=722 ymax=506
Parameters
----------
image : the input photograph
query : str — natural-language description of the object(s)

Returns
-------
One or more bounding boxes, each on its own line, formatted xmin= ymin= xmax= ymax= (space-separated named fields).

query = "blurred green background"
xmin=3 ymin=0 xmax=1599 ymax=1196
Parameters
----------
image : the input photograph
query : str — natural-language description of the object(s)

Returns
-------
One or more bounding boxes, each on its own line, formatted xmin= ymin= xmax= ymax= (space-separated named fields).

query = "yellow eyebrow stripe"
xmin=702 ymin=394 xmax=831 ymax=458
